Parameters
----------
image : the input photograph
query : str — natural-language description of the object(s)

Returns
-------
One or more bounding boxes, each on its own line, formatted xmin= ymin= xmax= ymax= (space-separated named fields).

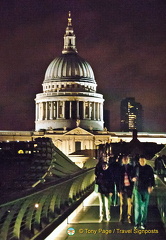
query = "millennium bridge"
xmin=0 ymin=138 xmax=166 ymax=240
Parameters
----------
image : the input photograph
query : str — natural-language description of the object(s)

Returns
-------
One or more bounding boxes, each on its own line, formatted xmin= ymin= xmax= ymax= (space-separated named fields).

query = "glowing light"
xmin=18 ymin=150 xmax=24 ymax=154
xmin=34 ymin=203 xmax=39 ymax=208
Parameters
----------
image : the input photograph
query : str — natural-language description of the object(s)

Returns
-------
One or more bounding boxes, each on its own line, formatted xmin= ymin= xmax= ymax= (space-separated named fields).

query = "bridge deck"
xmin=57 ymin=194 xmax=166 ymax=240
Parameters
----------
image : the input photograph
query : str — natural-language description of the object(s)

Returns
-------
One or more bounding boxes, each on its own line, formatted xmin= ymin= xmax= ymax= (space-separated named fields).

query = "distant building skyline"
xmin=120 ymin=97 xmax=143 ymax=132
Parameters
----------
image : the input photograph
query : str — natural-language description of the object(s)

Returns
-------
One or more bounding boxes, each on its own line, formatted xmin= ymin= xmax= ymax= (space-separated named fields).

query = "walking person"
xmin=132 ymin=156 xmax=155 ymax=229
xmin=118 ymin=155 xmax=134 ymax=224
xmin=95 ymin=161 xmax=114 ymax=222
xmin=109 ymin=156 xmax=121 ymax=206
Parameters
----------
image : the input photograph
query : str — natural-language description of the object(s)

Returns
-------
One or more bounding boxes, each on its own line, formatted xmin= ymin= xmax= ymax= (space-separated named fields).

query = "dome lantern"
xmin=62 ymin=11 xmax=78 ymax=54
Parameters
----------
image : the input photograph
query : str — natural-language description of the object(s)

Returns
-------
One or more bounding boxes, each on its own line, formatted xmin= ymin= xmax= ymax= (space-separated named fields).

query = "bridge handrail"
xmin=0 ymin=168 xmax=95 ymax=240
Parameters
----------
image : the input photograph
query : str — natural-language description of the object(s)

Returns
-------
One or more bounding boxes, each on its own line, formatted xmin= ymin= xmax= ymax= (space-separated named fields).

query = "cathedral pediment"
xmin=64 ymin=127 xmax=94 ymax=136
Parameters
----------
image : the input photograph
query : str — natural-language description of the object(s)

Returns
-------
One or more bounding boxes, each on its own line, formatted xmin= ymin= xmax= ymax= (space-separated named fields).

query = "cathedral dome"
xmin=44 ymin=53 xmax=95 ymax=84
xmin=44 ymin=12 xmax=96 ymax=85
xmin=35 ymin=12 xmax=104 ymax=132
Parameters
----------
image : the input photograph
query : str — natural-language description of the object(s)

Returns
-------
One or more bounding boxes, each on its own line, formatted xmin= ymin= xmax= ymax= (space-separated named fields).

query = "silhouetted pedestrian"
xmin=132 ymin=156 xmax=155 ymax=229
xmin=118 ymin=155 xmax=134 ymax=224
xmin=95 ymin=161 xmax=114 ymax=222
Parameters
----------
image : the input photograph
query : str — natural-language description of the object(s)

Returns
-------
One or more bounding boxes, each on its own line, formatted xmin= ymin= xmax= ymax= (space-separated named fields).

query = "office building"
xmin=120 ymin=97 xmax=143 ymax=132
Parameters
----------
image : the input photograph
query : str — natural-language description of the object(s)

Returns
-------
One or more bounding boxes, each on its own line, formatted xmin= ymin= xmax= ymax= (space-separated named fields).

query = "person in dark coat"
xmin=132 ymin=156 xmax=155 ymax=229
xmin=109 ymin=156 xmax=121 ymax=206
xmin=95 ymin=161 xmax=114 ymax=222
xmin=118 ymin=155 xmax=134 ymax=224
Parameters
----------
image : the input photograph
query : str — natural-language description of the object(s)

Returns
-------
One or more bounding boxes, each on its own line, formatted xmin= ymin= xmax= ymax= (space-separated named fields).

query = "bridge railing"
xmin=154 ymin=158 xmax=166 ymax=175
xmin=0 ymin=168 xmax=95 ymax=240
xmin=155 ymin=175 xmax=166 ymax=230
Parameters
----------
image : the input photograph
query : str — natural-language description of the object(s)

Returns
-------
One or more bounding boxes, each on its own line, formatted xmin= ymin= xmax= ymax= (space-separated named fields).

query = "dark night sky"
xmin=0 ymin=0 xmax=166 ymax=132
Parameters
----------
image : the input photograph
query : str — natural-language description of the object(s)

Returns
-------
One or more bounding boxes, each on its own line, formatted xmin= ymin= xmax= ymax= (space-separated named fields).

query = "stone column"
xmin=39 ymin=102 xmax=42 ymax=120
xmin=100 ymin=102 xmax=103 ymax=121
xmin=77 ymin=101 xmax=79 ymax=119
xmin=45 ymin=102 xmax=48 ymax=120
xmin=98 ymin=103 xmax=100 ymax=121
xmin=88 ymin=102 xmax=91 ymax=119
xmin=36 ymin=103 xmax=38 ymax=121
xmin=62 ymin=101 xmax=65 ymax=118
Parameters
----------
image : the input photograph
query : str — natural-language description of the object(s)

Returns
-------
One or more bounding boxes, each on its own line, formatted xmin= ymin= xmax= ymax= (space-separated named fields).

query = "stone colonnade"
xmin=36 ymin=100 xmax=103 ymax=122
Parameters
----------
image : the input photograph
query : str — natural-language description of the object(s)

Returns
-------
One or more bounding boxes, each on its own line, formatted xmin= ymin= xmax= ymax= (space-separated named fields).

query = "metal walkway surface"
xmin=55 ymin=193 xmax=166 ymax=240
